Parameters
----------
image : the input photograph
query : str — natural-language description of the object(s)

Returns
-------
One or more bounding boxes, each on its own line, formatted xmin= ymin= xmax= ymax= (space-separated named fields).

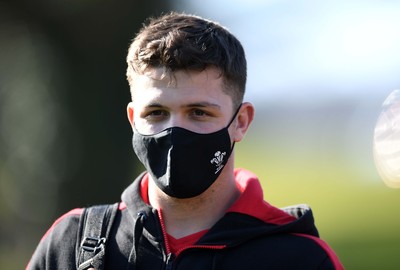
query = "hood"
xmin=197 ymin=169 xmax=320 ymax=246
xmin=121 ymin=169 xmax=320 ymax=247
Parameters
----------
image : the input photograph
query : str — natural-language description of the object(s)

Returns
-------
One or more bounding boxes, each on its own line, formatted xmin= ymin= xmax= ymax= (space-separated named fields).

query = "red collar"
xmin=139 ymin=169 xmax=296 ymax=254
xmin=140 ymin=169 xmax=295 ymax=224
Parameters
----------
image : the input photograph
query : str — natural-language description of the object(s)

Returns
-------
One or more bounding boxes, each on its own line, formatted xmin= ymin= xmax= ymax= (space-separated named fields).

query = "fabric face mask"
xmin=132 ymin=106 xmax=241 ymax=199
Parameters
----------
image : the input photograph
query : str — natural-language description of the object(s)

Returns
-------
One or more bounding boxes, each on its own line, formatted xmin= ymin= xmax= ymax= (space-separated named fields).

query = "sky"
xmin=175 ymin=0 xmax=400 ymax=105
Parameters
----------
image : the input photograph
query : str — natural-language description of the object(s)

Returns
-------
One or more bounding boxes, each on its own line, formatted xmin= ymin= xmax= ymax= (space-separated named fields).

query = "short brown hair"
xmin=126 ymin=12 xmax=247 ymax=108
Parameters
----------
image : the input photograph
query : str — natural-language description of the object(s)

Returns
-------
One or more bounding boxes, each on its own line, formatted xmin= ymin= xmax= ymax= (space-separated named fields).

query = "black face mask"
xmin=132 ymin=106 xmax=241 ymax=199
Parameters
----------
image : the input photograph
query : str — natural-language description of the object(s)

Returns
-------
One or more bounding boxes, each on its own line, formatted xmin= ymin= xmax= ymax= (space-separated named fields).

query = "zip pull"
xmin=165 ymin=253 xmax=175 ymax=270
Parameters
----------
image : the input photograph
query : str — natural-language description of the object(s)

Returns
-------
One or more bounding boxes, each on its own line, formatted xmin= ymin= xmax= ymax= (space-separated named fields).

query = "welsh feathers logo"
xmin=210 ymin=151 xmax=226 ymax=174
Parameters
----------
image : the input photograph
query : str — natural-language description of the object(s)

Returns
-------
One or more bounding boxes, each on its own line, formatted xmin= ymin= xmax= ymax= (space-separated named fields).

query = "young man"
xmin=27 ymin=12 xmax=344 ymax=269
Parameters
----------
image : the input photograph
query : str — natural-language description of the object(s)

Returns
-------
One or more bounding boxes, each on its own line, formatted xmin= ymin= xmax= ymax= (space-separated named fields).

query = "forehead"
xmin=130 ymin=67 xmax=233 ymax=108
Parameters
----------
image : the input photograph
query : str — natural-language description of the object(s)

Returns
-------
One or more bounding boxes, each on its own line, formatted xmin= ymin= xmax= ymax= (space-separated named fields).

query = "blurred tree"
xmin=0 ymin=0 xmax=172 ymax=268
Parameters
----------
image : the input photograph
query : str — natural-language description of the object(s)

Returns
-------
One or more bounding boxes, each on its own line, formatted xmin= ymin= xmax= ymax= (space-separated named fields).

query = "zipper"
xmin=165 ymin=253 xmax=175 ymax=270
xmin=157 ymin=210 xmax=172 ymax=254
xmin=157 ymin=210 xmax=174 ymax=269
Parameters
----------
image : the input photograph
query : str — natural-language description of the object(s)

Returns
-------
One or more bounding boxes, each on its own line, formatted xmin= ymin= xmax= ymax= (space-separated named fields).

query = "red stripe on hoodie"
xmin=39 ymin=208 xmax=83 ymax=243
xmin=26 ymin=208 xmax=83 ymax=270
xmin=294 ymin=233 xmax=344 ymax=270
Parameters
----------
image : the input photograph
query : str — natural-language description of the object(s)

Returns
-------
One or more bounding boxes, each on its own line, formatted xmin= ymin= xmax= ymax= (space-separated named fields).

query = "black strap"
xmin=76 ymin=203 xmax=119 ymax=270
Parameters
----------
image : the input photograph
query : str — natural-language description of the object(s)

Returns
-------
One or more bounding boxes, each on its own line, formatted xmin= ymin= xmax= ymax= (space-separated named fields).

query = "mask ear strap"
xmin=227 ymin=103 xmax=243 ymax=128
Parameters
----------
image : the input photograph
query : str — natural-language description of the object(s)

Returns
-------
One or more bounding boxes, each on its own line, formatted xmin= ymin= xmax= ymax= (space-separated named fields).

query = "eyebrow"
xmin=183 ymin=102 xmax=221 ymax=109
xmin=144 ymin=103 xmax=163 ymax=108
xmin=144 ymin=102 xmax=221 ymax=110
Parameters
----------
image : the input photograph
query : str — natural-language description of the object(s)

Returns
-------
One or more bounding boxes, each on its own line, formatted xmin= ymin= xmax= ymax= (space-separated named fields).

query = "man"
xmin=27 ymin=12 xmax=344 ymax=269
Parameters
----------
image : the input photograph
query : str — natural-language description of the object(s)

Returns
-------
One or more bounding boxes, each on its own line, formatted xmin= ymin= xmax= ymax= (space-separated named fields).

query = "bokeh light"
xmin=374 ymin=90 xmax=400 ymax=188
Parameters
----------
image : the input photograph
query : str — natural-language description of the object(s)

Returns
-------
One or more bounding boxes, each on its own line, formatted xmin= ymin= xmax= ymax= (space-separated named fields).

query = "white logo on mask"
xmin=210 ymin=151 xmax=226 ymax=174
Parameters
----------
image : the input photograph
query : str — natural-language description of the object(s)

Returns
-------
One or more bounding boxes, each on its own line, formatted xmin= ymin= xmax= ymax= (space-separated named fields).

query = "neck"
xmin=148 ymin=162 xmax=239 ymax=239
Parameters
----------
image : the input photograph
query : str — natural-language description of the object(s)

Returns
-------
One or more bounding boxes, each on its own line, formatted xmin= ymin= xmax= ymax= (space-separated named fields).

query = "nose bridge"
xmin=153 ymin=111 xmax=185 ymax=134
xmin=167 ymin=112 xmax=184 ymax=129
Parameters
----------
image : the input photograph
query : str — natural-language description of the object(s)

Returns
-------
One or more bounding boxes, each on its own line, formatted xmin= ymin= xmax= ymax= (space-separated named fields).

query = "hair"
xmin=126 ymin=12 xmax=247 ymax=109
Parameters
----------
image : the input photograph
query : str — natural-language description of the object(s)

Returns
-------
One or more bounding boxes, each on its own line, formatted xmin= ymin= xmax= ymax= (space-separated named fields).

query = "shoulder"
xmin=41 ymin=208 xmax=83 ymax=241
xmin=27 ymin=208 xmax=83 ymax=270
xmin=216 ymin=232 xmax=343 ymax=269
xmin=238 ymin=232 xmax=343 ymax=269
xmin=290 ymin=233 xmax=344 ymax=269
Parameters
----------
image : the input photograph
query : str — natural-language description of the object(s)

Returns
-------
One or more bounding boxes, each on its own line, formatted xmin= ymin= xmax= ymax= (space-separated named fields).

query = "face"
xmin=127 ymin=67 xmax=236 ymax=136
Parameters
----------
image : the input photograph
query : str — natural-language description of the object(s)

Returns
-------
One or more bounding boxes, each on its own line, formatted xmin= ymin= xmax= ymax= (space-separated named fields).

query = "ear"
xmin=232 ymin=102 xmax=255 ymax=142
xmin=127 ymin=102 xmax=135 ymax=129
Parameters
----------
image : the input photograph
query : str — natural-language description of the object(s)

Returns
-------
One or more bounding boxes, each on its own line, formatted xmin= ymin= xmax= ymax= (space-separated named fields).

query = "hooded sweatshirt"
xmin=27 ymin=169 xmax=344 ymax=269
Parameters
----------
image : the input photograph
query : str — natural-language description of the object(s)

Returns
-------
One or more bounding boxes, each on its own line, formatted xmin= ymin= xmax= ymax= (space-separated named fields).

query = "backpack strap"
xmin=76 ymin=203 xmax=119 ymax=270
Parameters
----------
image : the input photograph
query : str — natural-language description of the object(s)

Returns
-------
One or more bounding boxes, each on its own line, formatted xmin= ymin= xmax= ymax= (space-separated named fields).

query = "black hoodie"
xmin=27 ymin=169 xmax=344 ymax=269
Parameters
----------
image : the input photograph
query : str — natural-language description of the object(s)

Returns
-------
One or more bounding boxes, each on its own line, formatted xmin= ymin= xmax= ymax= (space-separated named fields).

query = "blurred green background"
xmin=1 ymin=0 xmax=399 ymax=269
xmin=235 ymin=104 xmax=400 ymax=269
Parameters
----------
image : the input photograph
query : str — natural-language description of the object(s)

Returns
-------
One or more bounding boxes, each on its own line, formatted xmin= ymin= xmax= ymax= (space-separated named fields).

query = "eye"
xmin=149 ymin=110 xmax=166 ymax=116
xmin=192 ymin=109 xmax=207 ymax=116
xmin=144 ymin=109 xmax=169 ymax=121
xmin=189 ymin=108 xmax=212 ymax=120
